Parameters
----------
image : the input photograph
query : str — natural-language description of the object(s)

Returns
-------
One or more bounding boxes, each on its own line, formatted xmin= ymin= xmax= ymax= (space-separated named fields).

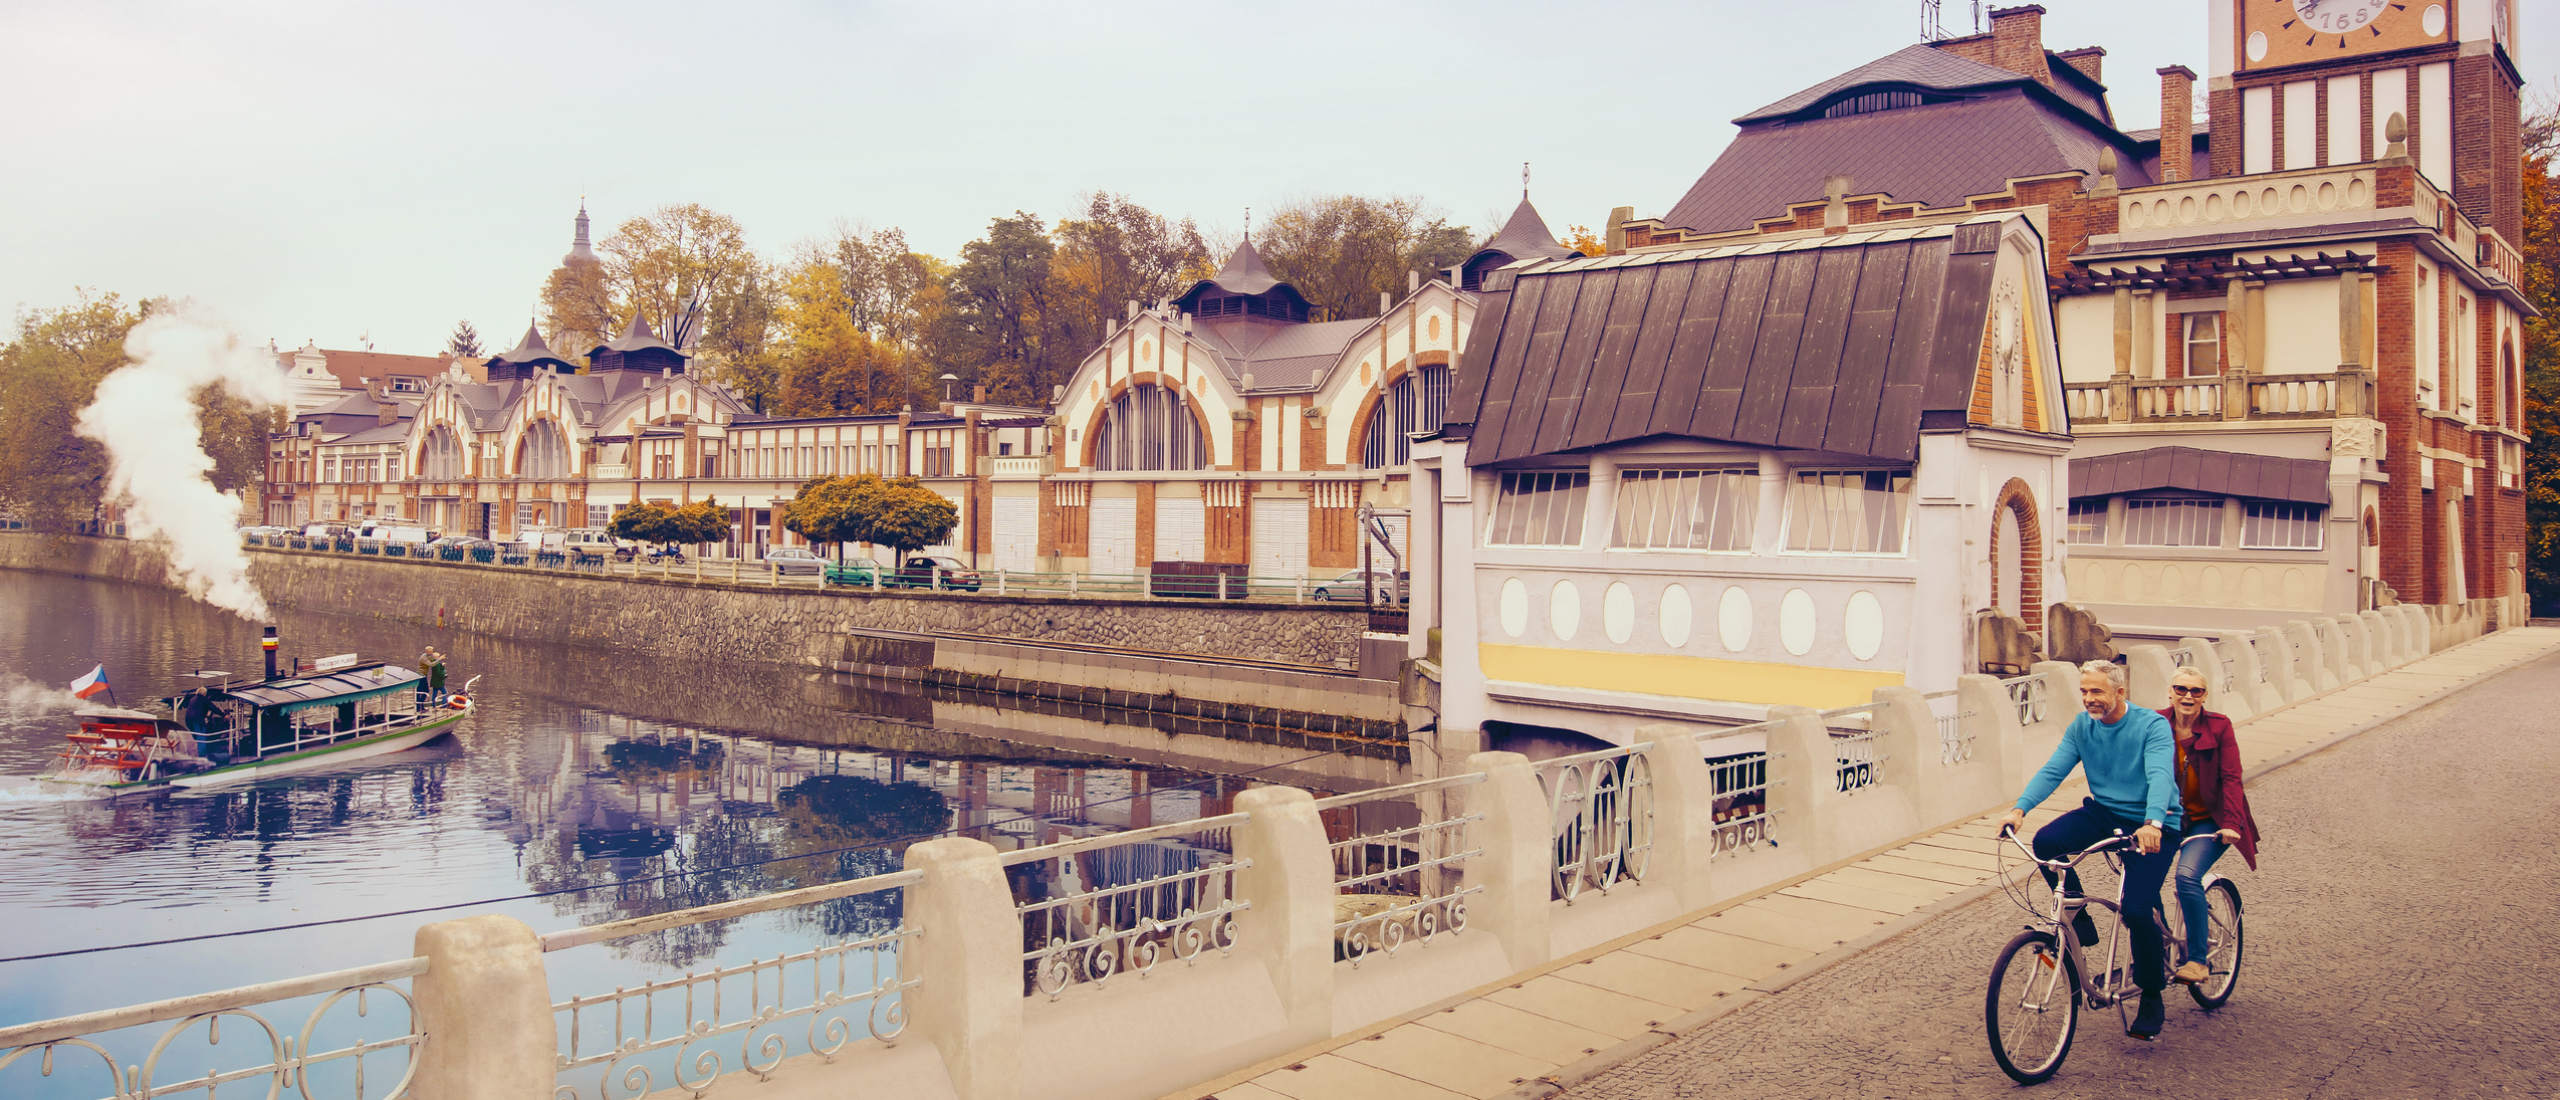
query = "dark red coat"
xmin=2157 ymin=708 xmax=2261 ymax=869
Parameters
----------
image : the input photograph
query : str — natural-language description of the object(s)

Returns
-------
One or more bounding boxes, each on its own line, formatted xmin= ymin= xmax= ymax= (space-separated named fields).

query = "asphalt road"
xmin=1573 ymin=652 xmax=2560 ymax=1100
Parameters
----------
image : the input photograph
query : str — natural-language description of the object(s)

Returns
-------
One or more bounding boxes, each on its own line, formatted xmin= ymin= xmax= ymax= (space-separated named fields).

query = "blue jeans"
xmin=2033 ymin=800 xmax=2180 ymax=993
xmin=2174 ymin=832 xmax=2229 ymax=965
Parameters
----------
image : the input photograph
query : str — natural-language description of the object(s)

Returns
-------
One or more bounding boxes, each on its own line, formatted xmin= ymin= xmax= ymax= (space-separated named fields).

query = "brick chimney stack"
xmin=2056 ymin=47 xmax=2104 ymax=85
xmin=1988 ymin=5 xmax=2051 ymax=88
xmin=2158 ymin=65 xmax=2197 ymax=183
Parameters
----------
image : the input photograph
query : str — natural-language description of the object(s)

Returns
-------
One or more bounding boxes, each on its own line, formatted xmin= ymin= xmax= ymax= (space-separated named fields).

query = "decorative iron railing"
xmin=0 ymin=957 xmax=427 ymax=1100
xmin=1921 ymin=690 xmax=1975 ymax=766
xmin=1534 ymin=747 xmax=1654 ymax=903
xmin=1817 ymin=704 xmax=1886 ymax=795
xmin=1312 ymin=774 xmax=1485 ymax=967
xmin=1000 ymin=817 xmax=1248 ymax=1000
xmin=543 ymin=868 xmax=922 ymax=1100
xmin=1700 ymin=738 xmax=1773 ymax=858
xmin=2001 ymin=674 xmax=2049 ymax=727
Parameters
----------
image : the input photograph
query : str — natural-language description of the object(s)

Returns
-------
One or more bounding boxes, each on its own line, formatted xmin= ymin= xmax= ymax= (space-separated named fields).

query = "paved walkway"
xmin=1171 ymin=627 xmax=2560 ymax=1100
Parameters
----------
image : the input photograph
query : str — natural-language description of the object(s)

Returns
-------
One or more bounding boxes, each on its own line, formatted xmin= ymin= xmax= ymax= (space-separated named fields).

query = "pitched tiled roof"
xmin=1662 ymin=92 xmax=2149 ymax=235
xmin=588 ymin=314 xmax=690 ymax=359
xmin=288 ymin=348 xmax=449 ymax=391
xmin=1190 ymin=317 xmax=1372 ymax=391
xmin=1448 ymin=219 xmax=2023 ymax=466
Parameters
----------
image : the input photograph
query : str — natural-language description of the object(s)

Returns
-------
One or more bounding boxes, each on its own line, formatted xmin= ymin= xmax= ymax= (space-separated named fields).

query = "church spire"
xmin=564 ymin=200 xmax=597 ymax=266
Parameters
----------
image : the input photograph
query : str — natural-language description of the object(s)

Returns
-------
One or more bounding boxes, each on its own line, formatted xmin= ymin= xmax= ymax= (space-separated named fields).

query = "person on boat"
xmin=420 ymin=648 xmax=447 ymax=703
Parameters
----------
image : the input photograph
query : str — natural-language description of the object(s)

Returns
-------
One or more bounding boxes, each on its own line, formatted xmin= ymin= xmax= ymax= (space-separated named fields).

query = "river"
xmin=0 ymin=571 xmax=1339 ymax=1097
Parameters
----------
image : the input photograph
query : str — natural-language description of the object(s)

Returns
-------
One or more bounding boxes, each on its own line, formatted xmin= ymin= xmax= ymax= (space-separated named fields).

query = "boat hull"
xmin=46 ymin=706 xmax=471 ymax=794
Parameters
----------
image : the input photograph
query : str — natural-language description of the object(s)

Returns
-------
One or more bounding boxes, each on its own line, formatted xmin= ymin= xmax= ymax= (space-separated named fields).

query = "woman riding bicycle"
xmin=2160 ymin=665 xmax=2261 ymax=986
xmin=1996 ymin=659 xmax=2180 ymax=1041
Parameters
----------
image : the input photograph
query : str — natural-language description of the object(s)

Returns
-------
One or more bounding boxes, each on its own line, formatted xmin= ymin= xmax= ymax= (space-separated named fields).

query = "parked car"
xmin=302 ymin=524 xmax=354 ymax=540
xmin=1311 ymin=568 xmax=1408 ymax=604
xmin=826 ymin=557 xmax=889 ymax=586
xmin=891 ymin=555 xmax=981 ymax=592
xmin=764 ymin=547 xmax=826 ymax=577
xmin=360 ymin=524 xmax=431 ymax=544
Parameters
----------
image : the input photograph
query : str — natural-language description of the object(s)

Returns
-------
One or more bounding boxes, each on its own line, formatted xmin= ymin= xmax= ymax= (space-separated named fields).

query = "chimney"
xmin=2056 ymin=46 xmax=2104 ymax=86
xmin=973 ymin=384 xmax=987 ymax=403
xmin=262 ymin=626 xmax=279 ymax=681
xmin=376 ymin=399 xmax=396 ymax=427
xmin=1988 ymin=5 xmax=2051 ymax=88
xmin=2158 ymin=65 xmax=2197 ymax=182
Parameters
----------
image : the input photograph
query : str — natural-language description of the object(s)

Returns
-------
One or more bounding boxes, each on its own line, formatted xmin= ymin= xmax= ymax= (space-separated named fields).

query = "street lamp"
xmin=939 ymin=373 xmax=961 ymax=402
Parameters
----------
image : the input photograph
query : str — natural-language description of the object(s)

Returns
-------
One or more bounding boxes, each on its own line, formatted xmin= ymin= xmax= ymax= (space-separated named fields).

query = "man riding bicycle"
xmin=1996 ymin=659 xmax=2180 ymax=1041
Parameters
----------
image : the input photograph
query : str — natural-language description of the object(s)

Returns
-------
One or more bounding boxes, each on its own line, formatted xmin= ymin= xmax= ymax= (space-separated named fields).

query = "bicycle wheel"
xmin=2188 ymin=879 xmax=2244 ymax=1009
xmin=1987 ymin=929 xmax=2079 ymax=1084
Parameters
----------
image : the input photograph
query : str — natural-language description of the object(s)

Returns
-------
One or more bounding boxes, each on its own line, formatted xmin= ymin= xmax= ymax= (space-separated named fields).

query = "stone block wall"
xmin=0 ymin=533 xmax=1367 ymax=670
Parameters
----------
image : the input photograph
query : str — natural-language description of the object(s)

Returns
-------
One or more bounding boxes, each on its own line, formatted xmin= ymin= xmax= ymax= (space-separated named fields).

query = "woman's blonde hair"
xmin=2172 ymin=665 xmax=2210 ymax=693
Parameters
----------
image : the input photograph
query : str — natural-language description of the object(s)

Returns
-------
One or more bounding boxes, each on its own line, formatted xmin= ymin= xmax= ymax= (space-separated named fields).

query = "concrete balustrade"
xmin=22 ymin=622 xmax=2503 ymax=1100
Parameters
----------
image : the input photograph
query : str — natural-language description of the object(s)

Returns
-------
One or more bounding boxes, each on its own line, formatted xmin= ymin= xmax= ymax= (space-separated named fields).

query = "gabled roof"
xmin=1189 ymin=317 xmax=1374 ymax=390
xmin=2070 ymin=446 xmax=2329 ymax=504
xmin=1447 ymin=219 xmax=2025 ymax=467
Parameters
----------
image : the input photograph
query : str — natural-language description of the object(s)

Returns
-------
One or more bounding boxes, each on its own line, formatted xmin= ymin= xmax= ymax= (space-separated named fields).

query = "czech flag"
xmin=70 ymin=665 xmax=109 ymax=699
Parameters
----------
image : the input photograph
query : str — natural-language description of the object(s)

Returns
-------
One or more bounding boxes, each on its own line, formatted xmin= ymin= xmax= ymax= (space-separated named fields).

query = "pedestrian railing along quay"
xmin=0 ymin=957 xmax=426 ymax=1100
xmin=1 ymin=610 xmax=2472 ymax=1100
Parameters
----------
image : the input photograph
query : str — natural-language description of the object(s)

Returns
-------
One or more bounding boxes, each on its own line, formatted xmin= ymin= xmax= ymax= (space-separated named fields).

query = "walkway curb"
xmin=1481 ymin=630 xmax=2560 ymax=1099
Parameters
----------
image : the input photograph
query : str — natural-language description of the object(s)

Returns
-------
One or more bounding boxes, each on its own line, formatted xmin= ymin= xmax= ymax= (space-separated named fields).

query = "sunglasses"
xmin=2170 ymin=686 xmax=2208 ymax=696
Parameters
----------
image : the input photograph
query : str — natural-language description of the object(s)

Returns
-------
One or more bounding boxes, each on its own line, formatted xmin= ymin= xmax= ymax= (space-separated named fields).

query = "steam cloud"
xmin=1 ymin=672 xmax=86 ymax=719
xmin=73 ymin=306 xmax=287 ymax=621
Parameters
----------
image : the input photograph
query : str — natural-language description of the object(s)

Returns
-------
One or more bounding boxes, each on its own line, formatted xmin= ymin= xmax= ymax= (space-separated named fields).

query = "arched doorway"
xmin=1989 ymin=478 xmax=2044 ymax=633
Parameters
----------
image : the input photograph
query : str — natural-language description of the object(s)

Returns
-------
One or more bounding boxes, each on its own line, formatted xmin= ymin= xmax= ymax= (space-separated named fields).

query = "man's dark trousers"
xmin=2033 ymin=798 xmax=2182 ymax=992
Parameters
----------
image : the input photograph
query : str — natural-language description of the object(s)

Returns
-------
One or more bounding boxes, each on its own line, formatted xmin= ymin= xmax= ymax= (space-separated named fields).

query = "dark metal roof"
xmin=1475 ymin=199 xmax=1575 ymax=264
xmin=1202 ymin=238 xmax=1281 ymax=296
xmin=587 ymin=315 xmax=691 ymax=360
xmin=2069 ymin=446 xmax=2330 ymax=505
xmin=1737 ymin=43 xmax=2029 ymax=122
xmin=1450 ymin=219 xmax=2015 ymax=467
xmin=487 ymin=324 xmax=576 ymax=371
xmin=225 ymin=664 xmax=422 ymax=710
xmin=1664 ymin=91 xmax=2148 ymax=235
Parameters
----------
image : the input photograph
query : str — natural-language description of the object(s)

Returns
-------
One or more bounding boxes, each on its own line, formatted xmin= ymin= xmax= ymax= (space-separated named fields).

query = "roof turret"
xmin=1460 ymin=198 xmax=1576 ymax=291
xmin=485 ymin=323 xmax=577 ymax=381
xmin=1174 ymin=238 xmax=1311 ymax=324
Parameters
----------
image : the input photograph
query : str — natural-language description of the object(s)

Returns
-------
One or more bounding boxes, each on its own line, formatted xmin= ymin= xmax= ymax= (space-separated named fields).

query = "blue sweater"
xmin=2015 ymin=706 xmax=2178 ymax=826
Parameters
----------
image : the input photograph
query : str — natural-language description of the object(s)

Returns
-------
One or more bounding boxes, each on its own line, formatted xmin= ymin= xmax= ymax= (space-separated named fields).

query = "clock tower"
xmin=2211 ymin=0 xmax=2523 ymax=242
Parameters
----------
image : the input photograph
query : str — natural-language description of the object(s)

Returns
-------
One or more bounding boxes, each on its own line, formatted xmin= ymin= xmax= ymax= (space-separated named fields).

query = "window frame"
xmin=2181 ymin=312 xmax=2222 ymax=378
xmin=2239 ymin=500 xmax=2324 ymax=551
xmin=1485 ymin=470 xmax=1591 ymax=548
xmin=1780 ymin=468 xmax=1914 ymax=556
xmin=1609 ymin=466 xmax=1759 ymax=553
xmin=2119 ymin=495 xmax=2226 ymax=548
xmin=2065 ymin=498 xmax=2109 ymax=545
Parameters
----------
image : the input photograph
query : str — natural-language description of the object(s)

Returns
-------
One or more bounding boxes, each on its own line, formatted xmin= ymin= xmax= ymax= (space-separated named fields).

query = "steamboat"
xmin=40 ymin=627 xmax=475 ymax=794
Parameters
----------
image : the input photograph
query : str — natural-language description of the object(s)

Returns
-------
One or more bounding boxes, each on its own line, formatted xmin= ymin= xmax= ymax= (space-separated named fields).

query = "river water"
xmin=0 ymin=571 xmax=1307 ymax=1097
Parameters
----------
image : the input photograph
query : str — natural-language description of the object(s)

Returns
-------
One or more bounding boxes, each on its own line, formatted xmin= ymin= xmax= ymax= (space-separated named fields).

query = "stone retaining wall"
xmin=0 ymin=533 xmax=1367 ymax=670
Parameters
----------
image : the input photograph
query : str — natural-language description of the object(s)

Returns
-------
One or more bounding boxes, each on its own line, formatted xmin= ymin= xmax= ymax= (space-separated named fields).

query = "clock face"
xmin=2294 ymin=0 xmax=2391 ymax=34
xmin=2245 ymin=0 xmax=2445 ymax=70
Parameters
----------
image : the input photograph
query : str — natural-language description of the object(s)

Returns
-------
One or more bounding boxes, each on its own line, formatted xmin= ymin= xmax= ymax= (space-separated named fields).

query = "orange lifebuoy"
xmin=447 ymin=695 xmax=470 ymax=710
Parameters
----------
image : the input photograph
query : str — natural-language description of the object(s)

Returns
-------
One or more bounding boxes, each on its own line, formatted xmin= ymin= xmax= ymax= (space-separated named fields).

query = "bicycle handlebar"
xmin=1997 ymin=821 xmax=2227 ymax=868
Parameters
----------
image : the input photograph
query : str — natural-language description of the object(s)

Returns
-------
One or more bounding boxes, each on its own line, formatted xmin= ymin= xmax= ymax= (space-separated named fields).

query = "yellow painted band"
xmin=1478 ymin=643 xmax=1904 ymax=709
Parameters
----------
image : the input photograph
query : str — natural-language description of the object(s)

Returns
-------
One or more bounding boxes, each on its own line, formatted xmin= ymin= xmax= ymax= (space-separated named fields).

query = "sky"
xmin=3 ymin=0 xmax=2553 ymax=357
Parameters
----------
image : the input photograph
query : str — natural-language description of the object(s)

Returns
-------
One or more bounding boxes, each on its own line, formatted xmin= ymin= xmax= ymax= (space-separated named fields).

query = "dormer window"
xmin=1819 ymin=89 xmax=1946 ymax=119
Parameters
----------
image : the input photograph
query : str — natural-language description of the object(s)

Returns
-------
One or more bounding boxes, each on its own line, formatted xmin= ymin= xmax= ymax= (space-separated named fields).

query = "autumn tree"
xmin=0 ymin=292 xmax=136 ymax=529
xmin=1559 ymin=224 xmax=1607 ymax=258
xmin=949 ymin=212 xmax=1057 ymax=404
xmin=607 ymin=501 xmax=673 ymax=545
xmin=2521 ymin=96 xmax=2559 ymax=614
xmin=1256 ymin=195 xmax=1473 ymax=321
xmin=865 ymin=477 xmax=959 ymax=559
xmin=782 ymin=474 xmax=954 ymax=560
xmin=1048 ymin=192 xmax=1212 ymax=362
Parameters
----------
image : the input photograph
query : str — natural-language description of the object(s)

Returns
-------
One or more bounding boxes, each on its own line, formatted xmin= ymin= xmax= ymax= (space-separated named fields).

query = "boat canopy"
xmin=220 ymin=665 xmax=424 ymax=710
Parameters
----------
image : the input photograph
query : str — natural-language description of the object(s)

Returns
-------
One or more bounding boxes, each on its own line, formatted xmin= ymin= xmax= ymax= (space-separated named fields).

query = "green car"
xmin=825 ymin=557 xmax=888 ymax=586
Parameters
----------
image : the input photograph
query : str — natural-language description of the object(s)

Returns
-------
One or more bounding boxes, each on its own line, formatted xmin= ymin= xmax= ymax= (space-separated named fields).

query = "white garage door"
xmin=1250 ymin=497 xmax=1309 ymax=580
xmin=1155 ymin=497 xmax=1204 ymax=563
xmin=1091 ymin=496 xmax=1137 ymax=577
xmin=992 ymin=494 xmax=1039 ymax=574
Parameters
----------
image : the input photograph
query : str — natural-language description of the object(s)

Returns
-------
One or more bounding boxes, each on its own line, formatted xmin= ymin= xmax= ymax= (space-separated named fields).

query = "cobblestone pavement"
xmin=1572 ymin=652 xmax=2560 ymax=1100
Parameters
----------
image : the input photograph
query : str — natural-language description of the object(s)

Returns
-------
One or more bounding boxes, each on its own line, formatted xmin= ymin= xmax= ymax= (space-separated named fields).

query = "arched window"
xmin=1092 ymin=383 xmax=1206 ymax=471
xmin=422 ymin=425 xmax=465 ymax=479
xmin=1362 ymin=363 xmax=1452 ymax=469
xmin=515 ymin=420 xmax=569 ymax=479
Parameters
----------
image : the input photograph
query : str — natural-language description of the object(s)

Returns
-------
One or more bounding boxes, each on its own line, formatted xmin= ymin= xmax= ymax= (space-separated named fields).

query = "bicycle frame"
xmin=2002 ymin=830 xmax=2226 ymax=1010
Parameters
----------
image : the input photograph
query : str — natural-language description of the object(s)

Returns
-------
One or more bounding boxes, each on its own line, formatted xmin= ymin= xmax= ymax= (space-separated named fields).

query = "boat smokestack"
xmin=262 ymin=625 xmax=279 ymax=680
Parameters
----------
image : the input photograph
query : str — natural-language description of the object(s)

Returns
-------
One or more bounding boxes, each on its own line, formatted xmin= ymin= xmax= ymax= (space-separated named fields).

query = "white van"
xmin=362 ymin=524 xmax=430 ymax=544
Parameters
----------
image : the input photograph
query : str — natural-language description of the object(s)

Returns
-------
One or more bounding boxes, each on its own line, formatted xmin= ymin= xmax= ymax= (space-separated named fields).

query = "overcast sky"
xmin=4 ymin=1 xmax=2552 ymax=356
